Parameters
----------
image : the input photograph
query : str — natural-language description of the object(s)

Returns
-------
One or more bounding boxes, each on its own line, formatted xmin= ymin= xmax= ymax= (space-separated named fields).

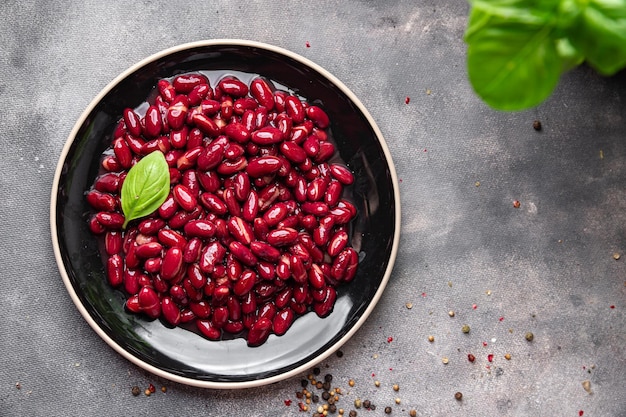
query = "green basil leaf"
xmin=120 ymin=151 xmax=170 ymax=229
xmin=465 ymin=12 xmax=562 ymax=111
xmin=567 ymin=0 xmax=626 ymax=75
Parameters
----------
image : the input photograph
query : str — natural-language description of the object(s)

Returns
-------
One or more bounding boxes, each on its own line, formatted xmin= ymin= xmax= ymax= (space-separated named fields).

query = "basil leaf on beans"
xmin=120 ymin=151 xmax=170 ymax=229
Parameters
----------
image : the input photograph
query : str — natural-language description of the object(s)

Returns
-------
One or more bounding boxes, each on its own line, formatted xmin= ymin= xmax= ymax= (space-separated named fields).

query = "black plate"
xmin=51 ymin=40 xmax=400 ymax=388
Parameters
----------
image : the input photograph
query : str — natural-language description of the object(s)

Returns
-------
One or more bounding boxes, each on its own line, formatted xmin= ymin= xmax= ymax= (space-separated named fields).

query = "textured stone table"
xmin=2 ymin=1 xmax=624 ymax=416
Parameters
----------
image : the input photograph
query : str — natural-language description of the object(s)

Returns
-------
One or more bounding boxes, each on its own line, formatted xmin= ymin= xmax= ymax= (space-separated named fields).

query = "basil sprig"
xmin=465 ymin=0 xmax=626 ymax=111
xmin=120 ymin=151 xmax=170 ymax=229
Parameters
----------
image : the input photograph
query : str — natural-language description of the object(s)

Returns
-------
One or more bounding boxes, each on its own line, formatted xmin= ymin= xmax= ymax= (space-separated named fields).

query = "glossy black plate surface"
xmin=51 ymin=40 xmax=400 ymax=388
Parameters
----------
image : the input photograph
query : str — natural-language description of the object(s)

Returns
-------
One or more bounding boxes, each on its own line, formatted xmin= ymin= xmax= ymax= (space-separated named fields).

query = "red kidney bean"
xmin=183 ymin=277 xmax=204 ymax=302
xmin=172 ymin=184 xmax=197 ymax=212
xmin=212 ymin=304 xmax=229 ymax=327
xmin=263 ymin=202 xmax=289 ymax=227
xmin=218 ymin=77 xmax=249 ymax=97
xmin=298 ymin=233 xmax=324 ymax=263
xmin=167 ymin=95 xmax=189 ymax=131
xmin=250 ymin=78 xmax=274 ymax=110
xmin=182 ymin=219 xmax=214 ymax=239
xmin=246 ymin=156 xmax=282 ymax=178
xmin=104 ymin=230 xmax=123 ymax=255
xmin=241 ymin=292 xmax=257 ymax=315
xmin=158 ymin=79 xmax=176 ymax=102
xmin=324 ymin=180 xmax=343 ymax=206
xmin=229 ymin=241 xmax=257 ymax=266
xmin=307 ymin=177 xmax=328 ymax=202
xmin=223 ymin=320 xmax=244 ymax=334
xmin=157 ymin=228 xmax=187 ymax=248
xmin=135 ymin=241 xmax=163 ymax=258
xmin=217 ymin=156 xmax=248 ymax=175
xmin=313 ymin=286 xmax=336 ymax=318
xmin=306 ymin=105 xmax=330 ymax=129
xmin=273 ymin=308 xmax=295 ymax=336
xmin=93 ymin=173 xmax=120 ymax=193
xmin=327 ymin=230 xmax=349 ymax=257
xmin=226 ymin=216 xmax=253 ymax=245
xmin=160 ymin=247 xmax=183 ymax=281
xmin=169 ymin=284 xmax=188 ymax=306
xmin=161 ymin=296 xmax=181 ymax=326
xmin=247 ymin=317 xmax=272 ymax=347
xmin=285 ymin=95 xmax=305 ymax=124
xmin=222 ymin=187 xmax=241 ymax=217
xmin=308 ymin=264 xmax=326 ymax=289
xmin=233 ymin=97 xmax=258 ymax=114
xmin=101 ymin=155 xmax=122 ymax=172
xmin=113 ymin=137 xmax=133 ymax=169
xmin=86 ymin=190 xmax=117 ymax=212
xmin=106 ymin=254 xmax=123 ymax=287
xmin=275 ymin=254 xmax=291 ymax=280
xmin=95 ymin=212 xmax=125 ymax=229
xmin=189 ymin=300 xmax=211 ymax=319
xmin=143 ymin=105 xmax=162 ymax=138
xmin=136 ymin=218 xmax=164 ymax=236
xmin=250 ymin=126 xmax=284 ymax=145
xmin=199 ymin=241 xmax=226 ymax=274
xmin=145 ymin=256 xmax=162 ymax=274
xmin=183 ymin=237 xmax=202 ymax=263
xmin=169 ymin=126 xmax=188 ymax=149
xmin=289 ymin=242 xmax=311 ymax=265
xmin=274 ymin=287 xmax=292 ymax=309
xmin=279 ymin=141 xmax=307 ymax=164
xmin=343 ymin=247 xmax=359 ymax=282
xmin=289 ymin=254 xmax=307 ymax=284
xmin=200 ymin=99 xmax=221 ymax=115
xmin=224 ymin=122 xmax=250 ymax=143
xmin=123 ymin=108 xmax=142 ymax=137
xmin=257 ymin=260 xmax=276 ymax=281
xmin=173 ymin=73 xmax=209 ymax=94
xmin=249 ymin=241 xmax=281 ymax=262
xmin=290 ymin=125 xmax=309 ymax=144
xmin=138 ymin=286 xmax=161 ymax=319
xmin=301 ymin=201 xmax=329 ymax=216
xmin=197 ymin=319 xmax=221 ymax=340
xmin=188 ymin=83 xmax=211 ymax=106
xmin=266 ymin=227 xmax=298 ymax=246
xmin=125 ymin=294 xmax=142 ymax=314
xmin=124 ymin=134 xmax=145 ymax=155
xmin=330 ymin=163 xmax=355 ymax=185
xmin=192 ymin=113 xmax=220 ymax=137
xmin=315 ymin=141 xmax=335 ymax=163
xmin=199 ymin=192 xmax=228 ymax=215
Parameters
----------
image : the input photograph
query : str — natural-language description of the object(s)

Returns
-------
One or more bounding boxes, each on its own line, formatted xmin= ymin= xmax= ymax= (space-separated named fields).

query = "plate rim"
xmin=50 ymin=39 xmax=402 ymax=389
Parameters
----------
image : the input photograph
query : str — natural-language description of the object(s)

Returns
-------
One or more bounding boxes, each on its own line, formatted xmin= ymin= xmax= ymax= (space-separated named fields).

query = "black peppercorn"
xmin=363 ymin=400 xmax=371 ymax=409
xmin=131 ymin=386 xmax=141 ymax=396
xmin=323 ymin=381 xmax=331 ymax=391
xmin=313 ymin=367 xmax=321 ymax=375
xmin=455 ymin=392 xmax=463 ymax=401
xmin=324 ymin=374 xmax=333 ymax=383
xmin=533 ymin=120 xmax=542 ymax=131
xmin=322 ymin=391 xmax=331 ymax=400
xmin=312 ymin=394 xmax=319 ymax=403
xmin=329 ymin=404 xmax=337 ymax=413
xmin=384 ymin=406 xmax=392 ymax=414
xmin=301 ymin=379 xmax=309 ymax=388
xmin=349 ymin=411 xmax=357 ymax=417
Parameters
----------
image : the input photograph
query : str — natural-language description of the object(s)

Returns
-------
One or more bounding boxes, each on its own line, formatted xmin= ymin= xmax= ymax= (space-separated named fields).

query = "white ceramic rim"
xmin=50 ymin=39 xmax=401 ymax=389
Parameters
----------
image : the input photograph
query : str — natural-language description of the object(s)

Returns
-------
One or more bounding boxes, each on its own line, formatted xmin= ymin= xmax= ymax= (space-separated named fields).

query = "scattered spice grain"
xmin=393 ymin=384 xmax=400 ymax=391
xmin=462 ymin=324 xmax=471 ymax=334
xmin=504 ymin=353 xmax=511 ymax=360
xmin=455 ymin=392 xmax=463 ymax=401
xmin=131 ymin=386 xmax=141 ymax=396
xmin=410 ymin=410 xmax=417 ymax=417
xmin=385 ymin=406 xmax=393 ymax=414
xmin=525 ymin=332 xmax=534 ymax=341
xmin=533 ymin=120 xmax=542 ymax=131
xmin=448 ymin=310 xmax=455 ymax=317
xmin=428 ymin=335 xmax=435 ymax=342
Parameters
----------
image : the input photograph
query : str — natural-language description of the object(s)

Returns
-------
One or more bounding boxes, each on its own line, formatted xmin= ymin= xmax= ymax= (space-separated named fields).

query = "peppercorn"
xmin=325 ymin=374 xmax=333 ymax=383
xmin=348 ymin=379 xmax=355 ymax=387
xmin=393 ymin=383 xmax=400 ymax=391
xmin=370 ymin=404 xmax=376 ymax=411
xmin=468 ymin=353 xmax=476 ymax=362
xmin=533 ymin=120 xmax=542 ymax=131
xmin=161 ymin=386 xmax=167 ymax=393
xmin=504 ymin=353 xmax=511 ymax=360
xmin=395 ymin=398 xmax=401 ymax=404
xmin=385 ymin=406 xmax=392 ymax=414
xmin=329 ymin=404 xmax=337 ymax=413
xmin=410 ymin=410 xmax=417 ymax=417
xmin=375 ymin=380 xmax=380 ymax=387
xmin=462 ymin=324 xmax=470 ymax=334
xmin=349 ymin=411 xmax=357 ymax=417
xmin=354 ymin=399 xmax=362 ymax=408
xmin=296 ymin=391 xmax=304 ymax=399
xmin=312 ymin=394 xmax=320 ymax=403
xmin=316 ymin=381 xmax=324 ymax=389
xmin=314 ymin=367 xmax=321 ymax=375
xmin=336 ymin=350 xmax=344 ymax=358
xmin=442 ymin=357 xmax=449 ymax=364
xmin=428 ymin=335 xmax=435 ymax=343
xmin=131 ymin=386 xmax=141 ymax=396
xmin=363 ymin=400 xmax=371 ymax=409
xmin=455 ymin=392 xmax=463 ymax=401
xmin=144 ymin=388 xmax=151 ymax=396
xmin=448 ymin=310 xmax=455 ymax=317
xmin=302 ymin=379 xmax=309 ymax=388
xmin=525 ymin=332 xmax=534 ymax=341
xmin=323 ymin=381 xmax=331 ymax=391
xmin=323 ymin=392 xmax=331 ymax=400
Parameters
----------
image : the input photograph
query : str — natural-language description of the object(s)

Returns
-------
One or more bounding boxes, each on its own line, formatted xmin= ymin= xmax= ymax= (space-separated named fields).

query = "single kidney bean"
xmin=250 ymin=78 xmax=275 ymax=110
xmin=249 ymin=241 xmax=281 ymax=262
xmin=274 ymin=287 xmax=293 ymax=309
xmin=135 ymin=241 xmax=163 ymax=258
xmin=125 ymin=294 xmax=142 ymax=314
xmin=104 ymin=230 xmax=123 ymax=255
xmin=229 ymin=241 xmax=257 ymax=266
xmin=324 ymin=180 xmax=343 ymax=206
xmin=199 ymin=192 xmax=228 ymax=215
xmin=250 ymin=126 xmax=284 ymax=145
xmin=138 ymin=286 xmax=161 ymax=319
xmin=143 ymin=105 xmax=162 ymax=138
xmin=94 ymin=173 xmax=120 ymax=194
xmin=179 ymin=308 xmax=196 ymax=323
xmin=263 ymin=202 xmax=289 ymax=227
xmin=173 ymin=73 xmax=209 ymax=94
xmin=227 ymin=296 xmax=242 ymax=321
xmin=315 ymin=141 xmax=336 ymax=163
xmin=183 ymin=277 xmax=204 ymax=302
xmin=190 ymin=300 xmax=212 ymax=319
xmin=313 ymin=286 xmax=336 ymax=318
xmin=167 ymin=95 xmax=189 ymax=131
xmin=330 ymin=163 xmax=355 ymax=185
xmin=123 ymin=108 xmax=142 ymax=137
xmin=307 ymin=176 xmax=328 ymax=202
xmin=301 ymin=201 xmax=329 ymax=216
xmin=196 ymin=319 xmax=221 ymax=340
xmin=241 ymin=291 xmax=257 ymax=315
xmin=224 ymin=122 xmax=250 ymax=143
xmin=192 ymin=113 xmax=220 ymax=137
xmin=167 ymin=206 xmax=202 ymax=230
xmin=285 ymin=95 xmax=305 ymax=124
xmin=124 ymin=134 xmax=145 ymax=156
xmin=169 ymin=126 xmax=188 ymax=149
xmin=172 ymin=184 xmax=197 ymax=212
xmin=199 ymin=241 xmax=226 ymax=274
xmin=218 ymin=77 xmax=249 ymax=97
xmin=289 ymin=254 xmax=307 ymax=284
xmin=212 ymin=304 xmax=229 ymax=327
xmin=242 ymin=190 xmax=259 ymax=222
xmin=257 ymin=260 xmax=276 ymax=281
xmin=223 ymin=320 xmax=244 ymax=334
xmin=157 ymin=228 xmax=187 ymax=248
xmin=161 ymin=296 xmax=181 ymax=326
xmin=188 ymin=83 xmax=211 ymax=106
xmin=232 ymin=269 xmax=256 ymax=297
xmin=343 ymin=247 xmax=359 ymax=282
xmin=222 ymin=188 xmax=242 ymax=217
xmin=273 ymin=308 xmax=295 ymax=336
xmin=197 ymin=143 xmax=224 ymax=171
xmin=247 ymin=317 xmax=272 ymax=347
xmin=161 ymin=247 xmax=183 ymax=281
xmin=227 ymin=216 xmax=253 ymax=245
xmin=137 ymin=218 xmax=165 ymax=235
xmin=306 ymin=105 xmax=330 ymax=129
xmin=308 ymin=264 xmax=326 ymax=290
xmin=183 ymin=237 xmax=202 ymax=263
xmin=113 ymin=137 xmax=133 ymax=169
xmin=86 ymin=190 xmax=117 ymax=212
xmin=106 ymin=254 xmax=123 ymax=287
xmin=184 ymin=219 xmax=216 ymax=239
xmin=158 ymin=79 xmax=176 ymax=103
xmin=95 ymin=212 xmax=125 ymax=229
xmin=266 ymin=227 xmax=299 ymax=246
xmin=279 ymin=141 xmax=307 ymax=164
xmin=233 ymin=97 xmax=258 ymax=115
xmin=275 ymin=254 xmax=291 ymax=280
xmin=144 ymin=257 xmax=162 ymax=274
xmin=327 ymin=230 xmax=349 ymax=257
xmin=217 ymin=156 xmax=248 ymax=175
xmin=246 ymin=156 xmax=283 ymax=178
xmin=101 ymin=154 xmax=122 ymax=172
